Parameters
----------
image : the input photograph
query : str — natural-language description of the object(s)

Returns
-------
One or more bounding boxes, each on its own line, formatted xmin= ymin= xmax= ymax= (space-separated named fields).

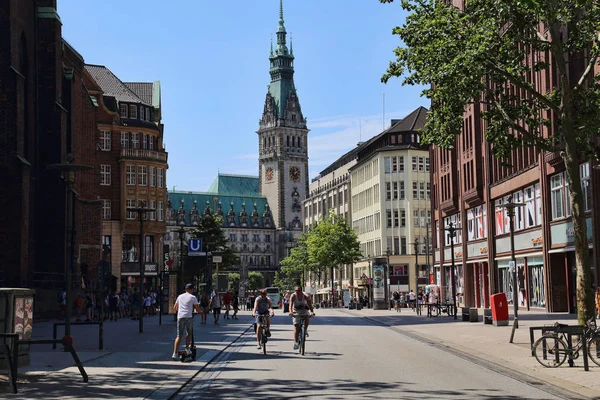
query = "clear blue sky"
xmin=58 ymin=0 xmax=428 ymax=191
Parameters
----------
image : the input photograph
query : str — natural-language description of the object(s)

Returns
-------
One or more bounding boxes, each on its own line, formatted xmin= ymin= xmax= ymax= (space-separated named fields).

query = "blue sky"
xmin=58 ymin=0 xmax=428 ymax=191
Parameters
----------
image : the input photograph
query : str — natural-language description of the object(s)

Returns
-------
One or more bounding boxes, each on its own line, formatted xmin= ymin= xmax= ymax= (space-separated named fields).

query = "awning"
xmin=316 ymin=287 xmax=331 ymax=295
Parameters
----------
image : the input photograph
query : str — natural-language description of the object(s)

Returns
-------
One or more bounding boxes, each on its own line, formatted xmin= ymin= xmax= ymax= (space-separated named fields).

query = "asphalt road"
xmin=174 ymin=309 xmax=567 ymax=400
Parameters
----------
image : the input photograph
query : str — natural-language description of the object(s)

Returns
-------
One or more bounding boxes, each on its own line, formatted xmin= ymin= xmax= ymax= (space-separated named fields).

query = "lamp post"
xmin=127 ymin=204 xmax=152 ymax=334
xmin=426 ymin=222 xmax=431 ymax=283
xmin=177 ymin=224 xmax=186 ymax=297
xmin=47 ymin=159 xmax=92 ymax=338
xmin=443 ymin=222 xmax=461 ymax=320
xmin=412 ymin=238 xmax=420 ymax=314
xmin=386 ymin=247 xmax=392 ymax=310
xmin=368 ymin=255 xmax=372 ymax=308
xmin=499 ymin=197 xmax=524 ymax=343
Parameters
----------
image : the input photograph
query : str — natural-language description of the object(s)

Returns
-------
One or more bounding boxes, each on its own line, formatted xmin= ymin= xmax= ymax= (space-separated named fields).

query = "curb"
xmin=164 ymin=323 xmax=253 ymax=400
xmin=355 ymin=312 xmax=595 ymax=400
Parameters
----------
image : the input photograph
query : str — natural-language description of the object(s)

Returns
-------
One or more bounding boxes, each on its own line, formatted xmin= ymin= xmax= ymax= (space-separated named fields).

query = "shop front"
xmin=120 ymin=262 xmax=159 ymax=294
xmin=466 ymin=240 xmax=490 ymax=308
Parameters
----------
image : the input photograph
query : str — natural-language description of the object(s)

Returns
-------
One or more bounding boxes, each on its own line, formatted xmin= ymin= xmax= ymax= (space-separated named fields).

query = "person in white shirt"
xmin=172 ymin=283 xmax=201 ymax=360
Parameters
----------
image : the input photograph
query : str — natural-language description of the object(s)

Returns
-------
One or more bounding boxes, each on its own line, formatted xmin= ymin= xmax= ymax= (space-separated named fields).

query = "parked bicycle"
xmin=533 ymin=318 xmax=600 ymax=368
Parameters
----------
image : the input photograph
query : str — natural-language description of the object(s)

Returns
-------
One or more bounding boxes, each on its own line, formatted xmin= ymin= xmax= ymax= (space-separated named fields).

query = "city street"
xmin=175 ymin=309 xmax=570 ymax=400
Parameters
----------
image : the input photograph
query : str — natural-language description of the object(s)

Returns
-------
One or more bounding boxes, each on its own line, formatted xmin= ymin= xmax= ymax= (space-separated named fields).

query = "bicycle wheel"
xmin=262 ymin=328 xmax=267 ymax=355
xmin=533 ymin=335 xmax=567 ymax=368
xmin=587 ymin=333 xmax=600 ymax=367
xmin=301 ymin=324 xmax=306 ymax=356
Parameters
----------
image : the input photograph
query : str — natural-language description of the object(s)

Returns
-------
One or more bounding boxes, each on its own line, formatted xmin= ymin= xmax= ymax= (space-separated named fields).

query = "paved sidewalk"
xmin=341 ymin=306 xmax=599 ymax=399
xmin=0 ymin=311 xmax=253 ymax=399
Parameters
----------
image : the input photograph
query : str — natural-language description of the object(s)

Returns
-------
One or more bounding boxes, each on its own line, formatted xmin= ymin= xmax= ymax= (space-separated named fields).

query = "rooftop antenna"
xmin=383 ymin=93 xmax=386 ymax=130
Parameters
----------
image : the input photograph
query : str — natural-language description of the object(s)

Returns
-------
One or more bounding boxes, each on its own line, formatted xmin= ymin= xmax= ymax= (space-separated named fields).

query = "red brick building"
xmin=431 ymin=1 xmax=599 ymax=313
xmin=0 ymin=0 xmax=101 ymax=311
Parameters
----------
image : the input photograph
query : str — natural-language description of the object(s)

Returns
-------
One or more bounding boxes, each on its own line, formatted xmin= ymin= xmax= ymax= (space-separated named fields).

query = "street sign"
xmin=212 ymin=255 xmax=223 ymax=263
xmin=188 ymin=238 xmax=203 ymax=256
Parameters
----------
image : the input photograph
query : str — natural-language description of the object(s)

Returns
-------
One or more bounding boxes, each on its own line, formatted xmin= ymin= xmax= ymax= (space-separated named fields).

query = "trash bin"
xmin=0 ymin=288 xmax=36 ymax=368
xmin=490 ymin=293 xmax=509 ymax=326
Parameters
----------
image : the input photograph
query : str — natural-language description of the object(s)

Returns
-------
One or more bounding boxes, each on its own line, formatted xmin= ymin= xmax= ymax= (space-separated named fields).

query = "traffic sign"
xmin=212 ymin=255 xmax=223 ymax=263
xmin=188 ymin=238 xmax=203 ymax=256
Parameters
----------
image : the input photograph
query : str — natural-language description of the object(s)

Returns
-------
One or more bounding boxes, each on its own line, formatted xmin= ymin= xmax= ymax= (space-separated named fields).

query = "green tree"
xmin=381 ymin=0 xmax=600 ymax=323
xmin=277 ymin=233 xmax=320 ymax=290
xmin=307 ymin=211 xmax=362 ymax=295
xmin=190 ymin=207 xmax=239 ymax=289
xmin=228 ymin=273 xmax=240 ymax=293
xmin=248 ymin=271 xmax=264 ymax=291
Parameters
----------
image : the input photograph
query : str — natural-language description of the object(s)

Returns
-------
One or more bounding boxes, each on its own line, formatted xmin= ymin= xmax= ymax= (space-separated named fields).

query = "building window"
xmin=400 ymin=209 xmax=406 ymax=227
xmin=391 ymin=157 xmax=398 ymax=173
xmin=414 ymin=209 xmax=420 ymax=226
xmin=150 ymin=166 xmax=156 ymax=187
xmin=102 ymin=199 xmax=111 ymax=220
xmin=126 ymin=165 xmax=136 ymax=185
xmin=398 ymin=156 xmax=404 ymax=172
xmin=149 ymin=135 xmax=155 ymax=150
xmin=131 ymin=133 xmax=139 ymax=149
xmin=425 ymin=157 xmax=430 ymax=172
xmin=393 ymin=182 xmax=398 ymax=200
xmin=120 ymin=103 xmax=128 ymax=118
xmin=386 ymin=182 xmax=391 ymax=200
xmin=419 ymin=182 xmax=425 ymax=199
xmin=144 ymin=235 xmax=154 ymax=262
xmin=581 ymin=162 xmax=591 ymax=212
xmin=413 ymin=182 xmax=418 ymax=199
xmin=129 ymin=105 xmax=137 ymax=119
xmin=146 ymin=107 xmax=150 ymax=121
xmin=418 ymin=157 xmax=424 ymax=171
xmin=393 ymin=210 xmax=399 ymax=227
xmin=126 ymin=199 xmax=136 ymax=220
xmin=149 ymin=200 xmax=156 ymax=220
xmin=158 ymin=201 xmax=164 ymax=221
xmin=229 ymin=233 xmax=237 ymax=242
xmin=100 ymin=165 xmax=111 ymax=185
xmin=401 ymin=237 xmax=407 ymax=255
xmin=142 ymin=134 xmax=148 ymax=149
xmin=121 ymin=132 xmax=129 ymax=148
xmin=412 ymin=156 xmax=417 ymax=171
xmin=387 ymin=210 xmax=392 ymax=228
xmin=158 ymin=168 xmax=164 ymax=188
xmin=138 ymin=166 xmax=148 ymax=186
xmin=100 ymin=130 xmax=111 ymax=151
xmin=253 ymin=234 xmax=260 ymax=242
xmin=241 ymin=233 xmax=248 ymax=242
xmin=399 ymin=181 xmax=405 ymax=199
xmin=265 ymin=234 xmax=271 ymax=243
xmin=550 ymin=173 xmax=565 ymax=220
xmin=384 ymin=157 xmax=391 ymax=173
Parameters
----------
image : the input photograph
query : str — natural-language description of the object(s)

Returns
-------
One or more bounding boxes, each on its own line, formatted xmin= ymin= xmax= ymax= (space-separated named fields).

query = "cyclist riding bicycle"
xmin=288 ymin=285 xmax=315 ymax=350
xmin=393 ymin=291 xmax=401 ymax=312
xmin=252 ymin=289 xmax=274 ymax=349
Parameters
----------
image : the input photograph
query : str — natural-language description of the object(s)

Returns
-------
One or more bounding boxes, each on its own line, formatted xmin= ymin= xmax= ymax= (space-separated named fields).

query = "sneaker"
xmin=266 ymin=329 xmax=272 ymax=338
xmin=257 ymin=344 xmax=262 ymax=349
xmin=293 ymin=342 xmax=299 ymax=350
xmin=171 ymin=353 xmax=178 ymax=360
xmin=185 ymin=348 xmax=192 ymax=356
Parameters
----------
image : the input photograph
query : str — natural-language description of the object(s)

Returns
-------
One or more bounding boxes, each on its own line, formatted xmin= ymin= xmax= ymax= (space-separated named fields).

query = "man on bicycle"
xmin=393 ymin=291 xmax=401 ymax=312
xmin=252 ymin=289 xmax=274 ymax=349
xmin=288 ymin=285 xmax=315 ymax=350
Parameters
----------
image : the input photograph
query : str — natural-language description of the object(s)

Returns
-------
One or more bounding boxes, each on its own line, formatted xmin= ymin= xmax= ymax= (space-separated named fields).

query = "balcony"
xmin=120 ymin=148 xmax=168 ymax=162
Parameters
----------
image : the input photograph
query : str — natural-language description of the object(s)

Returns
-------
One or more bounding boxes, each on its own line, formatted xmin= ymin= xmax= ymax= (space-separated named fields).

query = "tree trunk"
xmin=549 ymin=21 xmax=594 ymax=325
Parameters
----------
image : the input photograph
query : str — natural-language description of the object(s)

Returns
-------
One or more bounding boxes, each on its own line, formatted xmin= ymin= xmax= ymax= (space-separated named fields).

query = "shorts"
xmin=177 ymin=317 xmax=193 ymax=338
xmin=212 ymin=308 xmax=221 ymax=316
xmin=255 ymin=313 xmax=270 ymax=325
xmin=200 ymin=305 xmax=209 ymax=313
xmin=292 ymin=312 xmax=310 ymax=325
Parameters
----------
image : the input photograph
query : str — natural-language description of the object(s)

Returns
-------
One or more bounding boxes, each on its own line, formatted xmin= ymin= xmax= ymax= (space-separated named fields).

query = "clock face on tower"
xmin=289 ymin=166 xmax=301 ymax=182
xmin=265 ymin=166 xmax=274 ymax=182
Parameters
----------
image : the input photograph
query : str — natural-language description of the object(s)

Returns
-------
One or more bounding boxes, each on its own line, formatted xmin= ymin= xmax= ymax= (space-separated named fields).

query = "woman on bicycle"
xmin=288 ymin=285 xmax=315 ymax=350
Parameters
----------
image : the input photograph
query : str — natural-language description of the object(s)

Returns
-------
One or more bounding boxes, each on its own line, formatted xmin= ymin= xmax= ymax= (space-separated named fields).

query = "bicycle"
xmin=293 ymin=313 xmax=312 ymax=356
xmin=256 ymin=314 xmax=269 ymax=355
xmin=533 ymin=319 xmax=600 ymax=368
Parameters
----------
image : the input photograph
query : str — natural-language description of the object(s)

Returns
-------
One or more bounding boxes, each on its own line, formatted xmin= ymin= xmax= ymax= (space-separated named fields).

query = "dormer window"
xmin=129 ymin=105 xmax=137 ymax=119
xmin=145 ymin=107 xmax=150 ymax=121
xmin=120 ymin=104 xmax=128 ymax=118
xmin=292 ymin=114 xmax=296 ymax=122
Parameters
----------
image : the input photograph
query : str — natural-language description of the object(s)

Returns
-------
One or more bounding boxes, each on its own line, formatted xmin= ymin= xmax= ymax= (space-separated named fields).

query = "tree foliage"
xmin=248 ymin=271 xmax=264 ymax=291
xmin=228 ymin=273 xmax=240 ymax=293
xmin=381 ymin=0 xmax=600 ymax=323
xmin=190 ymin=208 xmax=239 ymax=269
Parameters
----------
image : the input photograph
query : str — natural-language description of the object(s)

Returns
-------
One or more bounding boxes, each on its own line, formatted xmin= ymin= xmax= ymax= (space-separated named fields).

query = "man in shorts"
xmin=252 ymin=289 xmax=274 ymax=349
xmin=210 ymin=291 xmax=222 ymax=325
xmin=172 ymin=283 xmax=200 ymax=360
xmin=288 ymin=285 xmax=315 ymax=350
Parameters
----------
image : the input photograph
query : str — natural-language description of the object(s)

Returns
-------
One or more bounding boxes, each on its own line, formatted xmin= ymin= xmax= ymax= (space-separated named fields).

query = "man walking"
xmin=210 ymin=291 xmax=222 ymax=325
xmin=172 ymin=283 xmax=200 ymax=360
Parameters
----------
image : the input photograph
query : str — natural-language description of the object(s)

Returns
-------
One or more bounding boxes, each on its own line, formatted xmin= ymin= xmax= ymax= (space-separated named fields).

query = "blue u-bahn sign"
xmin=188 ymin=239 xmax=204 ymax=256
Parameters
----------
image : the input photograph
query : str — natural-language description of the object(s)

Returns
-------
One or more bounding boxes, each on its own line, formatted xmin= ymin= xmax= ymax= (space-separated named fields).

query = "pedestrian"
xmin=232 ymin=292 xmax=239 ymax=319
xmin=108 ymin=292 xmax=118 ymax=321
xmin=85 ymin=291 xmax=93 ymax=321
xmin=210 ymin=291 xmax=222 ymax=325
xmin=223 ymin=291 xmax=231 ymax=320
xmin=199 ymin=291 xmax=210 ymax=324
xmin=283 ymin=291 xmax=291 ymax=313
xmin=409 ymin=290 xmax=416 ymax=310
xmin=172 ymin=283 xmax=201 ymax=360
xmin=58 ymin=289 xmax=67 ymax=318
xmin=118 ymin=293 xmax=126 ymax=318
xmin=130 ymin=289 xmax=139 ymax=320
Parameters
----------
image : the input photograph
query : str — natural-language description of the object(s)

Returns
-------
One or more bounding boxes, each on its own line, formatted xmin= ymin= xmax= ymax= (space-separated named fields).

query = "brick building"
xmin=430 ymin=1 xmax=600 ymax=313
xmin=85 ymin=65 xmax=167 ymax=293
xmin=0 ymin=1 xmax=102 ymax=311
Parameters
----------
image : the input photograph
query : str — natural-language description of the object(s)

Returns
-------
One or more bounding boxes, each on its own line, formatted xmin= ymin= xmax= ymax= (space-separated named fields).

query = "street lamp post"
xmin=413 ymin=238 xmax=420 ymax=314
xmin=386 ymin=247 xmax=391 ymax=310
xmin=47 ymin=159 xmax=92 ymax=338
xmin=177 ymin=224 xmax=186 ymax=296
xmin=499 ymin=197 xmax=524 ymax=343
xmin=368 ymin=255 xmax=372 ymax=308
xmin=127 ymin=204 xmax=152 ymax=334
xmin=443 ymin=222 xmax=461 ymax=320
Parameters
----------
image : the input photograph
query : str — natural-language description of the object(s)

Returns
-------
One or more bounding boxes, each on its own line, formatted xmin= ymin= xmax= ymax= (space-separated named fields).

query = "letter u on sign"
xmin=189 ymin=239 xmax=202 ymax=252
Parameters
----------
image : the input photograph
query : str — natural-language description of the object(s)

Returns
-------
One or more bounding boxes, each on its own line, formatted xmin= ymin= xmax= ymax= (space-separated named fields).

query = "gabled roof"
xmin=124 ymin=82 xmax=154 ymax=105
xmin=85 ymin=64 xmax=151 ymax=105
xmin=207 ymin=174 xmax=260 ymax=196
xmin=388 ymin=106 xmax=428 ymax=133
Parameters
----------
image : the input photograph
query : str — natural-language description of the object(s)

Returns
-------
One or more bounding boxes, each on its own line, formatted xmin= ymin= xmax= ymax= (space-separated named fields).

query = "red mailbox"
xmin=490 ymin=293 xmax=509 ymax=326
